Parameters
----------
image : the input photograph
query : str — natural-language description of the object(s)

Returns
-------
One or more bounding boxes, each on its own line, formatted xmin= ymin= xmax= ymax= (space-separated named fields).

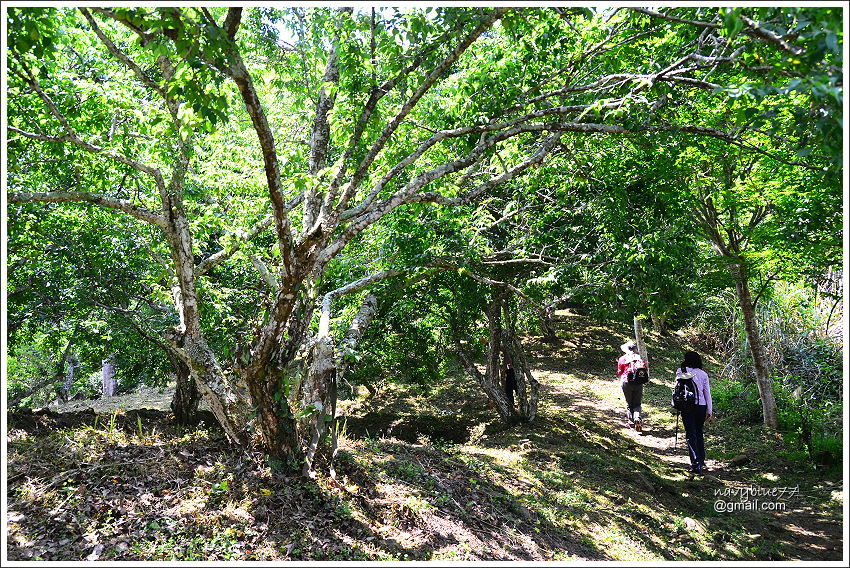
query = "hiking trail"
xmin=526 ymin=309 xmax=842 ymax=560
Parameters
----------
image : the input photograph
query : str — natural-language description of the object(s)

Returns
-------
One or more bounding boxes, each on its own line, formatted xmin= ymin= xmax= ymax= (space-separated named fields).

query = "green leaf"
xmin=721 ymin=8 xmax=744 ymax=39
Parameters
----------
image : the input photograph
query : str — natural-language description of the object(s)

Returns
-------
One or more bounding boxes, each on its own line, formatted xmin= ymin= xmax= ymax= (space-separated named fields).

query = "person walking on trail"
xmin=677 ymin=350 xmax=713 ymax=475
xmin=617 ymin=340 xmax=647 ymax=432
xmin=503 ymin=354 xmax=518 ymax=409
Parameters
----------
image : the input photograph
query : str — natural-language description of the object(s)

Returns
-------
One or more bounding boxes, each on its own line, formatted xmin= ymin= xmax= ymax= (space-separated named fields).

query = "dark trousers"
xmin=505 ymin=375 xmax=518 ymax=408
xmin=682 ymin=405 xmax=708 ymax=467
xmin=621 ymin=381 xmax=643 ymax=425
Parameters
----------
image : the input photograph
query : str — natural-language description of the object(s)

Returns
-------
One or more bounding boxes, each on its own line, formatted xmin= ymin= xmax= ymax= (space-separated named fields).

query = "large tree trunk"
xmin=182 ymin=334 xmax=251 ymax=445
xmin=731 ymin=262 xmax=778 ymax=428
xmin=301 ymin=335 xmax=335 ymax=477
xmin=302 ymin=293 xmax=380 ymax=477
xmin=245 ymin=364 xmax=301 ymax=462
xmin=167 ymin=348 xmax=199 ymax=425
xmin=240 ymin=285 xmax=309 ymax=464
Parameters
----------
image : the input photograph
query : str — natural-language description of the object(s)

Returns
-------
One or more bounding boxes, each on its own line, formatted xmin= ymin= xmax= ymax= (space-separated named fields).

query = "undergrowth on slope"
xmin=6 ymin=312 xmax=843 ymax=561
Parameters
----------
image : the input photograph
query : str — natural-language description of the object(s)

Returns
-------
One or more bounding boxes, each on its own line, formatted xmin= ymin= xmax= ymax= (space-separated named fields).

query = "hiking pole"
xmin=674 ymin=411 xmax=680 ymax=449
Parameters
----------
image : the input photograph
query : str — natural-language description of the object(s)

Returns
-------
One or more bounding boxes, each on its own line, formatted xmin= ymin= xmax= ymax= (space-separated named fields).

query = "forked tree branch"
xmin=79 ymin=8 xmax=165 ymax=97
xmin=7 ymin=53 xmax=167 ymax=192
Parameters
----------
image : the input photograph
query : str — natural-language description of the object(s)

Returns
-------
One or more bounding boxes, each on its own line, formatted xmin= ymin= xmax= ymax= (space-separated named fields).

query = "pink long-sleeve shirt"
xmin=677 ymin=367 xmax=713 ymax=415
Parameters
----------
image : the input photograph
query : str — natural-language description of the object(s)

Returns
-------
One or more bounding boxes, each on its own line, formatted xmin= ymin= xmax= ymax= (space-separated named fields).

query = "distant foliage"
xmin=7 ymin=343 xmax=56 ymax=407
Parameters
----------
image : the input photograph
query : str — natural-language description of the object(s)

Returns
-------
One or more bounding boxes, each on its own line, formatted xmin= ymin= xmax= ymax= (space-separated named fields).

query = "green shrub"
xmin=775 ymin=379 xmax=842 ymax=467
xmin=711 ymin=377 xmax=762 ymax=424
xmin=771 ymin=334 xmax=843 ymax=467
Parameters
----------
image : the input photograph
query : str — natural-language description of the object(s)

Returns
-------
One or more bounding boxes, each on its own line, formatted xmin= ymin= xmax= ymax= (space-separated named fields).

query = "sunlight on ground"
xmin=587 ymin=522 xmax=657 ymax=561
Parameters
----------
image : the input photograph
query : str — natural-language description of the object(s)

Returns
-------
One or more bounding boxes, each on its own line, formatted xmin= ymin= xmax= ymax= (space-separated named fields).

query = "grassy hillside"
xmin=6 ymin=311 xmax=843 ymax=561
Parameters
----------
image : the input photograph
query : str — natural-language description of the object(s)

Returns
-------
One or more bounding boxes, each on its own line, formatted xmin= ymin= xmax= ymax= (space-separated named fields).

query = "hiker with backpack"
xmin=617 ymin=340 xmax=649 ymax=432
xmin=673 ymin=350 xmax=713 ymax=475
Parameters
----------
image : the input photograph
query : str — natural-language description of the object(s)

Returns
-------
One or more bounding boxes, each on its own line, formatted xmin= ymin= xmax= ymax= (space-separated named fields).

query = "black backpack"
xmin=672 ymin=371 xmax=698 ymax=411
xmin=626 ymin=360 xmax=649 ymax=384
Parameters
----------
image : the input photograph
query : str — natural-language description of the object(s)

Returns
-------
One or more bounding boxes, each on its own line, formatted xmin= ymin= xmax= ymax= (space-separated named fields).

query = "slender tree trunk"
xmin=456 ymin=346 xmax=517 ymax=424
xmin=650 ymin=313 xmax=668 ymax=335
xmin=101 ymin=354 xmax=117 ymax=397
xmin=160 ymin=164 xmax=248 ymax=445
xmin=633 ymin=315 xmax=648 ymax=363
xmin=731 ymin=263 xmax=778 ymax=428
xmin=453 ymin=297 xmax=516 ymax=424
xmin=504 ymin=330 xmax=539 ymax=423
xmin=540 ymin=305 xmax=558 ymax=343
xmin=454 ymin=294 xmax=539 ymax=425
xmin=61 ymin=358 xmax=77 ymax=402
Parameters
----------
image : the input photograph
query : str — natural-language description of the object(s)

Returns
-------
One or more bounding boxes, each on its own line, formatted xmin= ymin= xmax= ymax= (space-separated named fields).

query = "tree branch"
xmin=248 ymin=253 xmax=279 ymax=290
xmin=6 ymin=57 xmax=166 ymax=189
xmin=222 ymin=52 xmax=296 ymax=277
xmin=628 ymin=8 xmax=722 ymax=30
xmin=223 ymin=7 xmax=242 ymax=41
xmin=317 ymin=269 xmax=404 ymax=340
xmin=303 ymin=9 xmax=346 ymax=232
xmin=91 ymin=8 xmax=156 ymax=45
xmin=632 ymin=8 xmax=805 ymax=57
xmin=79 ymin=8 xmax=165 ymax=97
xmin=8 ymin=190 xmax=166 ymax=227
xmin=94 ymin=301 xmax=178 ymax=356
xmin=319 ymin=19 xmax=468 ymax=220
xmin=432 ymin=260 xmax=551 ymax=320
xmin=9 ymin=324 xmax=78 ymax=408
xmin=739 ymin=15 xmax=803 ymax=56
